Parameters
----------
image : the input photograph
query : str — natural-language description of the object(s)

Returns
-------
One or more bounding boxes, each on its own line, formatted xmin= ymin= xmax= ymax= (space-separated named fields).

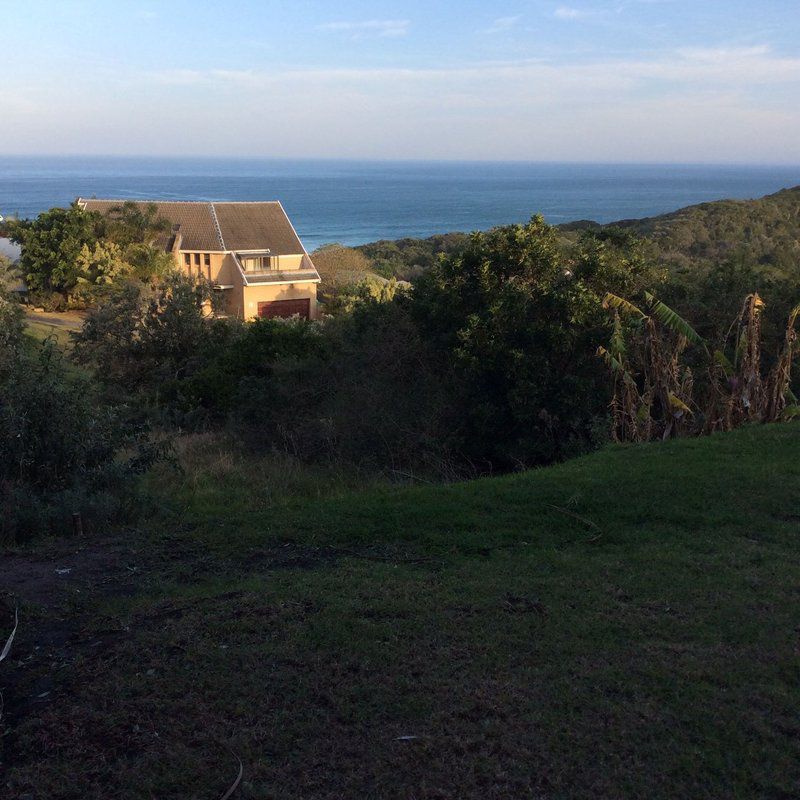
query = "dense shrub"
xmin=233 ymin=300 xmax=459 ymax=474
xmin=238 ymin=218 xmax=661 ymax=474
xmin=73 ymin=275 xmax=324 ymax=428
xmin=322 ymin=276 xmax=406 ymax=316
xmin=403 ymin=219 xmax=660 ymax=467
xmin=313 ymin=244 xmax=374 ymax=287
xmin=73 ymin=217 xmax=663 ymax=477
xmin=8 ymin=204 xmax=100 ymax=294
xmin=73 ymin=274 xmax=214 ymax=406
xmin=357 ymin=232 xmax=471 ymax=280
xmin=0 ymin=295 xmax=165 ymax=543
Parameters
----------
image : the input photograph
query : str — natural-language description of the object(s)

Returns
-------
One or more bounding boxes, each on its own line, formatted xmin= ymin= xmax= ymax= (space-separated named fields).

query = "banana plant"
xmin=599 ymin=292 xmax=704 ymax=441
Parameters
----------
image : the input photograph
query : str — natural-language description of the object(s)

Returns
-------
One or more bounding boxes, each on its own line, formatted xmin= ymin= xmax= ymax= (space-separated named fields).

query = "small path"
xmin=24 ymin=311 xmax=85 ymax=331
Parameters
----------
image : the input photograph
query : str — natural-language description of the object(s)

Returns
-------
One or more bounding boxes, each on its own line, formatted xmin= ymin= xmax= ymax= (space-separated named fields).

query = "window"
xmin=204 ymin=253 xmax=211 ymax=279
xmin=241 ymin=255 xmax=276 ymax=272
xmin=194 ymin=253 xmax=201 ymax=266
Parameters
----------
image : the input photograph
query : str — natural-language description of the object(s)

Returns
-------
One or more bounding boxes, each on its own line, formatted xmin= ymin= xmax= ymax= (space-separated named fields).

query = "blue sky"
xmin=2 ymin=0 xmax=799 ymax=162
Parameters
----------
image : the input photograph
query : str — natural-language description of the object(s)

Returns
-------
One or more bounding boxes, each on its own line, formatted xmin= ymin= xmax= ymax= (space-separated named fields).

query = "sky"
xmin=1 ymin=0 xmax=800 ymax=163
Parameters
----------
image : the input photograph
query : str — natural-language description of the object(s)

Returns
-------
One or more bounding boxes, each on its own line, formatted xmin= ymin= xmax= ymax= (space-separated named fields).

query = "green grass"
xmin=23 ymin=318 xmax=75 ymax=348
xmin=6 ymin=424 xmax=800 ymax=799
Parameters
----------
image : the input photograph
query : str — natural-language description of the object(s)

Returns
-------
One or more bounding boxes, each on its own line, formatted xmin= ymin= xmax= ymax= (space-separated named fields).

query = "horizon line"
xmin=1 ymin=153 xmax=800 ymax=169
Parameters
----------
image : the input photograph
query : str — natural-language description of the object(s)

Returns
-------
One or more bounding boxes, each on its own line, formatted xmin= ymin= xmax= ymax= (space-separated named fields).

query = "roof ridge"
xmin=208 ymin=203 xmax=226 ymax=250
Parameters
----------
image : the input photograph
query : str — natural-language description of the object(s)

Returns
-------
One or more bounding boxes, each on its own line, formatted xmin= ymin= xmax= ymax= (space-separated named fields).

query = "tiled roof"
xmin=213 ymin=202 xmax=304 ymax=254
xmin=78 ymin=199 xmax=223 ymax=251
xmin=77 ymin=199 xmax=306 ymax=255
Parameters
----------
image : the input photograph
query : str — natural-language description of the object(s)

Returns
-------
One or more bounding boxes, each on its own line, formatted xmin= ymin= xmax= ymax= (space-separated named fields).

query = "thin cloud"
xmin=148 ymin=45 xmax=800 ymax=91
xmin=317 ymin=19 xmax=410 ymax=38
xmin=483 ymin=15 xmax=522 ymax=34
xmin=554 ymin=7 xmax=591 ymax=20
xmin=23 ymin=44 xmax=800 ymax=161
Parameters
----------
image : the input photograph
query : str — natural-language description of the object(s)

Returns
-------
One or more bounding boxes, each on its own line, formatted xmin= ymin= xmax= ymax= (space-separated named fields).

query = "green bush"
xmin=0 ymin=297 xmax=166 ymax=543
xmin=71 ymin=218 xmax=663 ymax=478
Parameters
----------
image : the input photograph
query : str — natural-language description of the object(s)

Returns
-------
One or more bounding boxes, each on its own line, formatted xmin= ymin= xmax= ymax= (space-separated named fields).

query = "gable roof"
xmin=77 ymin=199 xmax=306 ymax=255
xmin=213 ymin=203 xmax=304 ymax=254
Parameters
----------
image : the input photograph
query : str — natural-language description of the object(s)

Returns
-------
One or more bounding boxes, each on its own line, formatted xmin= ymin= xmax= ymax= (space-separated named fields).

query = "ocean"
xmin=1 ymin=157 xmax=799 ymax=252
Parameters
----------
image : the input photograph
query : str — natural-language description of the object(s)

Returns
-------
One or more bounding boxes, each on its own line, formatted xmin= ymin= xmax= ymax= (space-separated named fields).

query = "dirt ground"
xmin=0 ymin=536 xmax=144 ymax=780
xmin=24 ymin=311 xmax=86 ymax=331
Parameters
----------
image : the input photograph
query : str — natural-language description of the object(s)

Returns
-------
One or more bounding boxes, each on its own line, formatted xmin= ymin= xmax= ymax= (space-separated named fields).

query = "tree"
xmin=75 ymin=241 xmax=131 ymax=286
xmin=410 ymin=216 xmax=661 ymax=467
xmin=103 ymin=201 xmax=172 ymax=248
xmin=8 ymin=203 xmax=100 ymax=295
xmin=123 ymin=243 xmax=177 ymax=281
xmin=313 ymin=244 xmax=374 ymax=288
xmin=0 ymin=254 xmax=22 ymax=294
xmin=72 ymin=273 xmax=214 ymax=399
xmin=323 ymin=275 xmax=406 ymax=316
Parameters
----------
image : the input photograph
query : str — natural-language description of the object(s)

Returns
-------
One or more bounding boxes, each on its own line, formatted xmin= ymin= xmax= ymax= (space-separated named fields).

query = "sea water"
xmin=1 ymin=157 xmax=798 ymax=251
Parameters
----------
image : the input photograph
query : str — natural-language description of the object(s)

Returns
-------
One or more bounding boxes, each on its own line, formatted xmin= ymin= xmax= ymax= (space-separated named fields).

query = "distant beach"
xmin=1 ymin=157 xmax=799 ymax=251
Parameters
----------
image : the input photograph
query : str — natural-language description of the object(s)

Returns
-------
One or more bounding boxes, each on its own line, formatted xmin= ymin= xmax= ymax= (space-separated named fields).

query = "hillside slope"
xmin=5 ymin=423 xmax=800 ymax=798
xmin=352 ymin=186 xmax=800 ymax=281
xmin=614 ymin=185 xmax=800 ymax=274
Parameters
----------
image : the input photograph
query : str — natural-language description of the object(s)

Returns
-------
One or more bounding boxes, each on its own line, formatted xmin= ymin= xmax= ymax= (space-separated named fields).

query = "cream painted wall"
xmin=174 ymin=250 xmax=228 ymax=283
xmin=171 ymin=251 xmax=317 ymax=320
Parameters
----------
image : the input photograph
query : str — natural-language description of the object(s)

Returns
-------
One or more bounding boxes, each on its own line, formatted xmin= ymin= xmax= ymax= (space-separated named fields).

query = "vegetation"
xmin=0 ymin=292 xmax=163 ymax=543
xmin=356 ymin=231 xmax=470 ymax=280
xmin=0 ymin=253 xmax=22 ymax=293
xmin=406 ymin=220 xmax=659 ymax=467
xmin=4 ymin=424 xmax=800 ymax=797
xmin=313 ymin=243 xmax=375 ymax=286
xmin=616 ymin=186 xmax=800 ymax=275
xmin=7 ymin=200 xmax=175 ymax=309
xmin=351 ymin=186 xmax=800 ymax=289
xmin=68 ymin=209 xmax=800 ymax=477
xmin=599 ymin=290 xmax=800 ymax=441
xmin=312 ymin=244 xmax=408 ymax=316
xmin=4 ymin=187 xmax=800 ymax=797
xmin=69 ymin=216 xmax=657 ymax=475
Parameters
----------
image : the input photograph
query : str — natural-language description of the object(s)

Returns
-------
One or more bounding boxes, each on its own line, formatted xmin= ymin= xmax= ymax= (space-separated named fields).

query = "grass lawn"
xmin=23 ymin=311 xmax=84 ymax=349
xmin=3 ymin=424 xmax=800 ymax=798
xmin=24 ymin=319 xmax=74 ymax=349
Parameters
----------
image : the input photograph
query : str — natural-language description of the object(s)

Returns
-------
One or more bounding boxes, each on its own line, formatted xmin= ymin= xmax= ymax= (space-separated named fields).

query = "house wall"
xmin=275 ymin=254 xmax=304 ymax=270
xmin=174 ymin=250 xmax=228 ymax=284
xmin=171 ymin=251 xmax=246 ymax=317
xmin=170 ymin=250 xmax=317 ymax=320
xmin=242 ymin=282 xmax=319 ymax=320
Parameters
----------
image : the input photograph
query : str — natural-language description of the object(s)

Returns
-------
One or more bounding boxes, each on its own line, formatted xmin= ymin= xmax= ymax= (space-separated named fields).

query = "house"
xmin=77 ymin=199 xmax=320 ymax=319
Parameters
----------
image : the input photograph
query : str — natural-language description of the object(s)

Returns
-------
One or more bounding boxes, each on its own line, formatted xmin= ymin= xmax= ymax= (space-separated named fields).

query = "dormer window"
xmin=238 ymin=251 xmax=277 ymax=272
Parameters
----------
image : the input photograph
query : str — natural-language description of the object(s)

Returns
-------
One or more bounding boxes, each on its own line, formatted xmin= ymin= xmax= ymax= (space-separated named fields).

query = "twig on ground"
xmin=219 ymin=748 xmax=243 ymax=800
xmin=0 ymin=602 xmax=18 ymax=663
